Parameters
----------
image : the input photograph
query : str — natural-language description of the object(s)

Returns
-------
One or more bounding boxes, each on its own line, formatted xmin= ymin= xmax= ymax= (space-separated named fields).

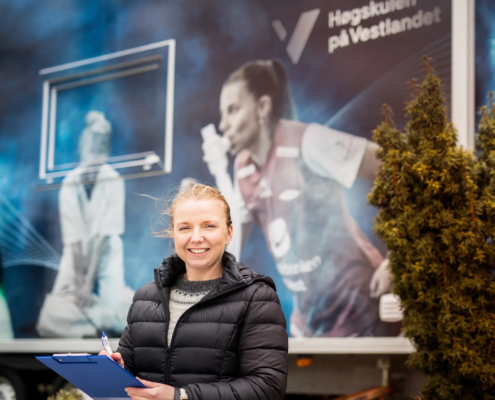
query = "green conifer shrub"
xmin=47 ymin=388 xmax=83 ymax=400
xmin=368 ymin=56 xmax=495 ymax=399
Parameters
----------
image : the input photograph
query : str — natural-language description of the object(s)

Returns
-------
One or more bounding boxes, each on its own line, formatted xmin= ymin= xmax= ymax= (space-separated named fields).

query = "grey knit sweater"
xmin=167 ymin=275 xmax=221 ymax=344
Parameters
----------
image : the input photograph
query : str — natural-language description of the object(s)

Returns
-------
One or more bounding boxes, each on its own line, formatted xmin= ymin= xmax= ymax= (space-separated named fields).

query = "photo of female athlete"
xmin=201 ymin=59 xmax=394 ymax=337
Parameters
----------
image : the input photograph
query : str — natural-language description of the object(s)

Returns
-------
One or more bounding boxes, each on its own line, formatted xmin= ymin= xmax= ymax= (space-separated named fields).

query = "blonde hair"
xmin=155 ymin=184 xmax=232 ymax=238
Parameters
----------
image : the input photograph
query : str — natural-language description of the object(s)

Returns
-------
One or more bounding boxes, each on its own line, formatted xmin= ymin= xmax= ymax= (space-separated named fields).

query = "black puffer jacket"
xmin=117 ymin=252 xmax=288 ymax=400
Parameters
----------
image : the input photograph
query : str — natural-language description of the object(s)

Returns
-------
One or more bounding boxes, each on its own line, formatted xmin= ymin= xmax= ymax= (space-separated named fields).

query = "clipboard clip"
xmin=53 ymin=354 xmax=96 ymax=364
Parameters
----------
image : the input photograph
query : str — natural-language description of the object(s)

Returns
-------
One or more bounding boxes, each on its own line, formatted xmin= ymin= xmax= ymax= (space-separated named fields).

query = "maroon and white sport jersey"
xmin=234 ymin=119 xmax=383 ymax=337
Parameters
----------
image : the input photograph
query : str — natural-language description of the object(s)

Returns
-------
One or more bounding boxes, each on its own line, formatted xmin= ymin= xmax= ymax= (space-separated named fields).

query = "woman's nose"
xmin=190 ymin=229 xmax=204 ymax=242
xmin=219 ymin=116 xmax=228 ymax=133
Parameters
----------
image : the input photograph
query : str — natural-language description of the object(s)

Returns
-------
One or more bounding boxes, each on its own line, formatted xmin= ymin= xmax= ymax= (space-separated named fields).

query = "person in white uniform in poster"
xmin=0 ymin=249 xmax=13 ymax=338
xmin=202 ymin=60 xmax=393 ymax=337
xmin=37 ymin=111 xmax=133 ymax=338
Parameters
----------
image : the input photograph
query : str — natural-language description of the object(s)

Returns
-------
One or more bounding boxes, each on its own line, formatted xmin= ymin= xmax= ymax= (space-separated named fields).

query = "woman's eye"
xmin=206 ymin=224 xmax=216 ymax=228
xmin=179 ymin=227 xmax=189 ymax=231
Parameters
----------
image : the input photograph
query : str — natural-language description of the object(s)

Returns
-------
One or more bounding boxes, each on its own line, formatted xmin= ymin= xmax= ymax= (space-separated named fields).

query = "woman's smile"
xmin=188 ymin=248 xmax=210 ymax=255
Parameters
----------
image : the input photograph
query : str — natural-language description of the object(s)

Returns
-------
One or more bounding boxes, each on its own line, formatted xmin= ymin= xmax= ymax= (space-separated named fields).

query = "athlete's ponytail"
xmin=270 ymin=59 xmax=296 ymax=121
xmin=224 ymin=59 xmax=297 ymax=124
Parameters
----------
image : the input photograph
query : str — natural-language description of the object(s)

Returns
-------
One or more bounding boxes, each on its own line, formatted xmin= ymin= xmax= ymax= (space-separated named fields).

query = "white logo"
xmin=279 ymin=189 xmax=301 ymax=202
xmin=268 ymin=218 xmax=291 ymax=258
xmin=276 ymin=146 xmax=300 ymax=158
xmin=272 ymin=9 xmax=321 ymax=64
xmin=283 ymin=278 xmax=307 ymax=292
xmin=277 ymin=256 xmax=322 ymax=277
xmin=259 ymin=178 xmax=273 ymax=199
xmin=237 ymin=163 xmax=256 ymax=179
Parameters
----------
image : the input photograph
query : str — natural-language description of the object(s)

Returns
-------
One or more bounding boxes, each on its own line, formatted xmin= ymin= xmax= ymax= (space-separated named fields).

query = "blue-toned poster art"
xmin=476 ymin=0 xmax=495 ymax=121
xmin=0 ymin=0 xmax=451 ymax=338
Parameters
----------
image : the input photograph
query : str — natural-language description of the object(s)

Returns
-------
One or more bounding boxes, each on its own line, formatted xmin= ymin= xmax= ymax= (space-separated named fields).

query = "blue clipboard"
xmin=36 ymin=354 xmax=146 ymax=400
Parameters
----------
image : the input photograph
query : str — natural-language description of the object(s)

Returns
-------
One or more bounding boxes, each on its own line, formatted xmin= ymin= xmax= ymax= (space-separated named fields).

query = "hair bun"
xmin=85 ymin=110 xmax=111 ymax=135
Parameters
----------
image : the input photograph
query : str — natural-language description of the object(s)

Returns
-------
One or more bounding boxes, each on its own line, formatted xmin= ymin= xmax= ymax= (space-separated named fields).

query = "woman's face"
xmin=219 ymin=81 xmax=261 ymax=156
xmin=173 ymin=199 xmax=233 ymax=275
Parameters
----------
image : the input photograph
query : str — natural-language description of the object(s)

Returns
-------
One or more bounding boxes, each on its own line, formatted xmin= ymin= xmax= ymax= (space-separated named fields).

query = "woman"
xmin=102 ymin=184 xmax=288 ymax=400
xmin=202 ymin=60 xmax=392 ymax=337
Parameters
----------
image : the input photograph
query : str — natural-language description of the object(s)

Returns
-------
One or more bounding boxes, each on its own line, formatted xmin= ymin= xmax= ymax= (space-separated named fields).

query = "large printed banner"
xmin=476 ymin=0 xmax=495 ymax=121
xmin=0 ymin=0 xmax=451 ymax=339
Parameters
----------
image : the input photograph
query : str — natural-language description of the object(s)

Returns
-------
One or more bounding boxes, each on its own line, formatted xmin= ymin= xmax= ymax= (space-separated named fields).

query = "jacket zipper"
xmin=164 ymin=281 xmax=248 ymax=384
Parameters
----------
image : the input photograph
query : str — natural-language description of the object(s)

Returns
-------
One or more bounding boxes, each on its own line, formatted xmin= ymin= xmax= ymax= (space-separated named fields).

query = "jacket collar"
xmin=155 ymin=251 xmax=248 ymax=289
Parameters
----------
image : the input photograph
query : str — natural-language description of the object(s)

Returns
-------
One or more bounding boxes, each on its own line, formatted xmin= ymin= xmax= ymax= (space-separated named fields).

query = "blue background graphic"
xmin=0 ymin=0 xmax=451 ymax=337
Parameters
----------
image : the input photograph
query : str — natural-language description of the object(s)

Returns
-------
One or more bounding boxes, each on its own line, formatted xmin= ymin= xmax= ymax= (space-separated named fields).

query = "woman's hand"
xmin=98 ymin=350 xmax=125 ymax=368
xmin=125 ymin=378 xmax=175 ymax=400
xmin=369 ymin=258 xmax=392 ymax=299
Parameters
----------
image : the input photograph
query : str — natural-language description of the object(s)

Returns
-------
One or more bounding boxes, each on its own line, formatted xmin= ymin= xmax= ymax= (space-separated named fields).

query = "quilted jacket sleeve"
xmin=185 ymin=283 xmax=289 ymax=400
xmin=117 ymin=302 xmax=137 ymax=375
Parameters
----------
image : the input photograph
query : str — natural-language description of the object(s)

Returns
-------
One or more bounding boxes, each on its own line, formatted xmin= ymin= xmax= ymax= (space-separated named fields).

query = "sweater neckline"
xmin=173 ymin=274 xmax=221 ymax=294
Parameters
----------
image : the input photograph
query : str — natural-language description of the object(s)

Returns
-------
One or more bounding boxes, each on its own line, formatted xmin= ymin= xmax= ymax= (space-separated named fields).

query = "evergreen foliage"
xmin=369 ymin=56 xmax=495 ymax=399
xmin=47 ymin=388 xmax=83 ymax=400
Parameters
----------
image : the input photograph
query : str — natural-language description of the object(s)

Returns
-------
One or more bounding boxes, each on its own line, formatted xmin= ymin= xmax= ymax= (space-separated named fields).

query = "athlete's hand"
xmin=98 ymin=350 xmax=125 ymax=368
xmin=201 ymin=133 xmax=229 ymax=176
xmin=370 ymin=258 xmax=392 ymax=298
xmin=125 ymin=378 xmax=175 ymax=400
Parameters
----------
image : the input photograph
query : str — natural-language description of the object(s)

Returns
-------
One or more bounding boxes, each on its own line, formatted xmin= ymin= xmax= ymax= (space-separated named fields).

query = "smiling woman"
xmin=168 ymin=186 xmax=233 ymax=281
xmin=99 ymin=184 xmax=288 ymax=400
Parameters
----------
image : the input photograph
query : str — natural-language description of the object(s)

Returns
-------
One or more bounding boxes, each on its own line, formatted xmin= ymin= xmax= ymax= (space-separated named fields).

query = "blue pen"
xmin=101 ymin=331 xmax=113 ymax=356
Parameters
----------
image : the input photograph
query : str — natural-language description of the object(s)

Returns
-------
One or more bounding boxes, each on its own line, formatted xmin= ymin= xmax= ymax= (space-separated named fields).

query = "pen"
xmin=101 ymin=331 xmax=113 ymax=356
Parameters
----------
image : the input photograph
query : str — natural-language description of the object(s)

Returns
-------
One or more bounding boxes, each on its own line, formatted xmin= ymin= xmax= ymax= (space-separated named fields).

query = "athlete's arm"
xmin=301 ymin=124 xmax=368 ymax=188
xmin=240 ymin=221 xmax=253 ymax=249
xmin=72 ymin=242 xmax=85 ymax=290
xmin=233 ymin=177 xmax=253 ymax=252
xmin=75 ymin=235 xmax=105 ymax=308
xmin=357 ymin=140 xmax=381 ymax=180
xmin=357 ymin=141 xmax=391 ymax=297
